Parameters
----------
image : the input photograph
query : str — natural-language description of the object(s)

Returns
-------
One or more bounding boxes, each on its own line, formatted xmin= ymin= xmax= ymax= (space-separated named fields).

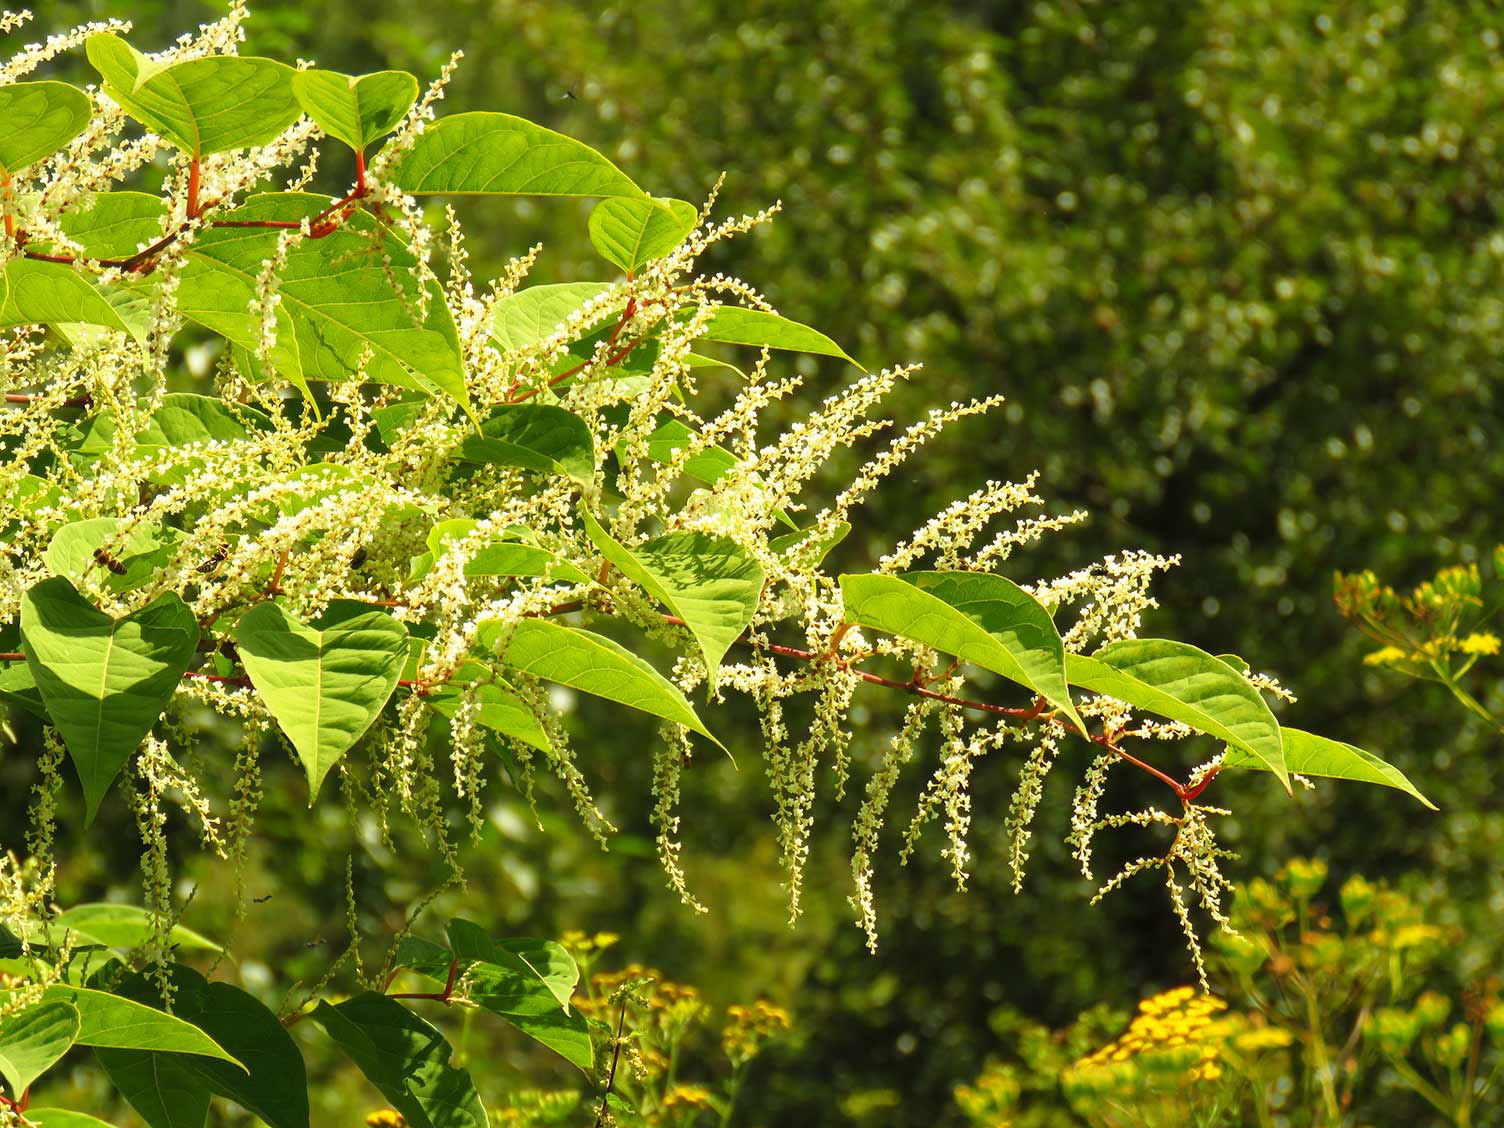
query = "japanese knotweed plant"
xmin=0 ymin=6 xmax=1438 ymax=1125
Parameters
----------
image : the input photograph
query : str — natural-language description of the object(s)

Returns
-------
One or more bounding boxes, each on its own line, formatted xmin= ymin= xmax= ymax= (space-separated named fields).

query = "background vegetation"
xmin=10 ymin=0 xmax=1504 ymax=1122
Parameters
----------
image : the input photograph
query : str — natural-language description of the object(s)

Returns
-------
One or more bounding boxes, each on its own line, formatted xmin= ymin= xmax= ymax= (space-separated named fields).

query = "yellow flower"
xmin=664 ymin=1084 xmax=714 ymax=1109
xmin=1459 ymin=632 xmax=1501 ymax=656
xmin=365 ymin=1110 xmax=407 ymax=1127
xmin=1364 ymin=645 xmax=1410 ymax=666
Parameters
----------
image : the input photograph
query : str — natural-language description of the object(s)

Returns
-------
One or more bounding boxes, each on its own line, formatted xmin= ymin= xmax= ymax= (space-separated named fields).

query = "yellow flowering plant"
xmin=1336 ymin=546 xmax=1504 ymax=731
xmin=955 ymin=861 xmax=1503 ymax=1127
xmin=0 ymin=4 xmax=1444 ymax=1123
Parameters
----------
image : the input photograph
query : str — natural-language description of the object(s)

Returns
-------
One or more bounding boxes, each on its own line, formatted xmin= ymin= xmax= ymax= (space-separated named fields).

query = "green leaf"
xmin=581 ymin=510 xmax=764 ymax=691
xmin=839 ymin=571 xmax=1086 ymax=736
xmin=1066 ymin=639 xmax=1290 ymax=791
xmin=93 ymin=1049 xmax=209 ymax=1128
xmin=26 ymin=1110 xmax=123 ymax=1128
xmin=52 ymin=904 xmax=220 ymax=953
xmin=20 ymin=579 xmax=200 ymax=820
xmin=427 ymin=665 xmax=554 ymax=755
xmin=446 ymin=921 xmax=577 ymax=1011
xmin=292 ymin=69 xmax=418 ymax=153
xmin=234 ymin=601 xmax=408 ymax=801
xmin=488 ymin=282 xmax=613 ymax=353
xmin=417 ymin=520 xmax=590 ymax=584
xmin=160 ymin=967 xmax=309 ymax=1128
xmin=454 ymin=404 xmax=595 ymax=484
xmin=58 ymin=191 xmax=168 ymax=260
xmin=1 ymin=258 xmax=136 ymax=338
xmin=177 ymin=193 xmax=469 ymax=407
xmin=43 ymin=518 xmax=182 ymax=594
xmin=695 ymin=306 xmax=860 ymax=367
xmin=769 ymin=521 xmax=851 ymax=564
xmin=484 ymin=619 xmax=719 ymax=747
xmin=43 ymin=985 xmax=239 ymax=1065
xmin=445 ymin=921 xmax=591 ymax=1070
xmin=588 ymin=197 xmax=697 ymax=274
xmin=388 ymin=112 xmax=645 ymax=198
xmin=643 ymin=418 xmax=739 ymax=485
xmin=1223 ymin=727 xmax=1435 ymax=808
xmin=0 ymin=1001 xmax=79 ymax=1097
xmin=86 ymin=36 xmax=299 ymax=156
xmin=0 ymin=81 xmax=92 ymax=176
xmin=310 ymin=994 xmax=487 ymax=1128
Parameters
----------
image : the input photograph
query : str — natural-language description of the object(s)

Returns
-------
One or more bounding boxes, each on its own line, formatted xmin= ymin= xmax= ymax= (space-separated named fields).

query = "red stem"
xmin=186 ymin=157 xmax=202 ymax=219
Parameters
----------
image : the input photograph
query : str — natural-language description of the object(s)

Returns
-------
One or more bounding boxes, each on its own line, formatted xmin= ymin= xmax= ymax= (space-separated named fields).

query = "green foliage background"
xmin=14 ymin=1 xmax=1504 ymax=1122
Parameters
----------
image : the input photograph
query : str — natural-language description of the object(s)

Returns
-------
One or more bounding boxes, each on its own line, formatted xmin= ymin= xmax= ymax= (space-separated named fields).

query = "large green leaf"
xmin=57 ymin=191 xmax=168 ymax=260
xmin=177 ymin=193 xmax=469 ymax=406
xmin=0 ymin=258 xmax=136 ymax=337
xmin=87 ymin=36 xmax=299 ymax=156
xmin=445 ymin=920 xmax=592 ymax=1070
xmin=588 ymin=197 xmax=697 ymax=274
xmin=0 ymin=1001 xmax=79 ymax=1097
xmin=0 ymin=81 xmax=92 ymax=175
xmin=234 ymin=601 xmax=408 ymax=801
xmin=488 ymin=282 xmax=613 ymax=353
xmin=1066 ymin=639 xmax=1290 ymax=790
xmin=582 ymin=510 xmax=763 ymax=691
xmin=291 ymin=69 xmax=417 ymax=153
xmin=1222 ymin=727 xmax=1435 ymax=808
xmin=93 ymin=1049 xmax=209 ymax=1128
xmin=43 ymin=518 xmax=182 ymax=594
xmin=694 ymin=306 xmax=860 ymax=367
xmin=387 ymin=112 xmax=645 ymax=198
xmin=840 ymin=571 xmax=1085 ymax=735
xmin=43 ymin=985 xmax=239 ymax=1065
xmin=310 ymin=994 xmax=487 ymax=1128
xmin=454 ymin=404 xmax=595 ymax=484
xmin=483 ymin=619 xmax=719 ymax=746
xmin=52 ymin=904 xmax=220 ymax=953
xmin=20 ymin=579 xmax=200 ymax=820
xmin=159 ymin=968 xmax=309 ymax=1128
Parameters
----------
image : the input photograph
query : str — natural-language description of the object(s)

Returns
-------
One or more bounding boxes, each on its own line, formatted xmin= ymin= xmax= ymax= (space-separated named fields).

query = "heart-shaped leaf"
xmin=0 ymin=1001 xmax=79 ymax=1097
xmin=311 ymin=994 xmax=486 ymax=1128
xmin=588 ymin=197 xmax=697 ymax=274
xmin=87 ymin=36 xmax=299 ymax=157
xmin=387 ymin=112 xmax=644 ymax=198
xmin=234 ymin=601 xmax=408 ymax=801
xmin=292 ymin=69 xmax=418 ymax=153
xmin=1066 ymin=638 xmax=1290 ymax=791
xmin=840 ymin=571 xmax=1086 ymax=736
xmin=20 ymin=578 xmax=200 ymax=820
xmin=44 ymin=518 xmax=182 ymax=594
xmin=0 ymin=81 xmax=92 ymax=176
xmin=582 ymin=510 xmax=764 ymax=691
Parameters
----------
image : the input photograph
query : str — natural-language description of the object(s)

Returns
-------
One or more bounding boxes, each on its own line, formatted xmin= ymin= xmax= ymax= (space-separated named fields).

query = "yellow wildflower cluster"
xmin=364 ymin=1110 xmax=407 ymax=1128
xmin=722 ymin=1000 xmax=793 ymax=1065
xmin=663 ymin=1084 xmax=715 ymax=1109
xmin=559 ymin=929 xmax=620 ymax=958
xmin=1073 ymin=987 xmax=1229 ymax=1083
